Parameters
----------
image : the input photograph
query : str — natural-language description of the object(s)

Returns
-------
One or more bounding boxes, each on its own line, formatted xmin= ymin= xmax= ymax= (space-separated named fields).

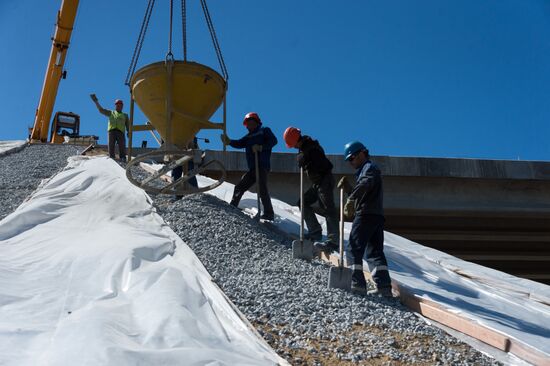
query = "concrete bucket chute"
xmin=124 ymin=0 xmax=229 ymax=196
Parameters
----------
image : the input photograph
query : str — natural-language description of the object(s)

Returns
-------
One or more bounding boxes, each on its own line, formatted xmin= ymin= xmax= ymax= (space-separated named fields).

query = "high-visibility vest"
xmin=108 ymin=111 xmax=128 ymax=132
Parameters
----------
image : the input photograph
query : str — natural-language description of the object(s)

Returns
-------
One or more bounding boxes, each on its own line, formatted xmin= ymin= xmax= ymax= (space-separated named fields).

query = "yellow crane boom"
xmin=30 ymin=0 xmax=79 ymax=143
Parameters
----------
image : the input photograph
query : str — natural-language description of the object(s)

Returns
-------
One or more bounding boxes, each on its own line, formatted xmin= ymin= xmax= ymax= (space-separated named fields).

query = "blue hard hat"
xmin=344 ymin=141 xmax=366 ymax=161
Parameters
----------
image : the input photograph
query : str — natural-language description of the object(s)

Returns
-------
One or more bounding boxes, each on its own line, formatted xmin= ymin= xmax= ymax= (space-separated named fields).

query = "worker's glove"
xmin=343 ymin=199 xmax=356 ymax=221
xmin=337 ymin=176 xmax=353 ymax=194
xmin=220 ymin=134 xmax=231 ymax=145
xmin=90 ymin=94 xmax=98 ymax=102
xmin=252 ymin=144 xmax=263 ymax=153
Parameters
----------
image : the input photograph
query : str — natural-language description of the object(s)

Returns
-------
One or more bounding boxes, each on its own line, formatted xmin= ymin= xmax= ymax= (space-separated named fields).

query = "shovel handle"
xmin=254 ymin=150 xmax=261 ymax=217
xmin=339 ymin=187 xmax=344 ymax=268
xmin=300 ymin=166 xmax=304 ymax=241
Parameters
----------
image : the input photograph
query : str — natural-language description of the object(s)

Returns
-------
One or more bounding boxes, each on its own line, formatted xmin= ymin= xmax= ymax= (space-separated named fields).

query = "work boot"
xmin=260 ymin=212 xmax=275 ymax=221
xmin=351 ymin=283 xmax=367 ymax=295
xmin=351 ymin=270 xmax=367 ymax=294
xmin=367 ymin=287 xmax=394 ymax=298
xmin=313 ymin=240 xmax=338 ymax=253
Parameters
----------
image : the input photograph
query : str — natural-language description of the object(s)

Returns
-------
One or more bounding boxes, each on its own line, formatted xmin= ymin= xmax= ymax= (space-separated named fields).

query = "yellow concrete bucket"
xmin=126 ymin=60 xmax=227 ymax=196
xmin=130 ymin=60 xmax=226 ymax=149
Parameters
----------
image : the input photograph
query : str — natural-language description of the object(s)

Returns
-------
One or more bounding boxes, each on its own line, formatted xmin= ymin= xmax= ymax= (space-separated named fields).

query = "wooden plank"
xmin=316 ymin=248 xmax=550 ymax=365
xmin=508 ymin=340 xmax=550 ymax=366
xmin=397 ymin=286 xmax=511 ymax=351
xmin=138 ymin=162 xmax=173 ymax=183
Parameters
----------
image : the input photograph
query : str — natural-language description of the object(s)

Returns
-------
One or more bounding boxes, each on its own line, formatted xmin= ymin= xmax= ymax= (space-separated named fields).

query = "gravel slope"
xmin=0 ymin=146 xmax=501 ymax=365
xmin=0 ymin=144 xmax=80 ymax=221
xmin=152 ymin=193 xmax=500 ymax=366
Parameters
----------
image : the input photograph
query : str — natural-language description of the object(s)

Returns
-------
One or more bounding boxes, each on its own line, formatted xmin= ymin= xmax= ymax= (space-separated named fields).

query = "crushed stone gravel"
xmin=0 ymin=144 xmax=80 ymax=221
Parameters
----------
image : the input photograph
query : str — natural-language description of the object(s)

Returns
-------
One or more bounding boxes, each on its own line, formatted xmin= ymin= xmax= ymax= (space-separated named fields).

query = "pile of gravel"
xmin=0 ymin=147 xmax=501 ymax=365
xmin=0 ymin=144 xmax=80 ymax=221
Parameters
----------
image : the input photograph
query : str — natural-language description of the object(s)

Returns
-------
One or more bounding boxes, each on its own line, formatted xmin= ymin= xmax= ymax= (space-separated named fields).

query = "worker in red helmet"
xmin=220 ymin=112 xmax=278 ymax=220
xmin=90 ymin=94 xmax=129 ymax=162
xmin=283 ymin=126 xmax=339 ymax=252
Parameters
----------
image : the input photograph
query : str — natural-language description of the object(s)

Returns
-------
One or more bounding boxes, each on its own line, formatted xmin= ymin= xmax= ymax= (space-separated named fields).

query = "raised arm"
xmin=229 ymin=135 xmax=248 ymax=149
xmin=90 ymin=94 xmax=110 ymax=117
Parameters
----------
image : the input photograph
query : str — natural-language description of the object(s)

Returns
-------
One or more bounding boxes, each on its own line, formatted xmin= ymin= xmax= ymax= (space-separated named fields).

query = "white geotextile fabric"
xmin=197 ymin=175 xmax=550 ymax=360
xmin=0 ymin=140 xmax=26 ymax=156
xmin=0 ymin=157 xmax=285 ymax=366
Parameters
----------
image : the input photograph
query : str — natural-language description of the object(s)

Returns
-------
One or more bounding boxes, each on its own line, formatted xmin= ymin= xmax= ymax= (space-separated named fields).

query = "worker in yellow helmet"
xmin=90 ymin=94 xmax=129 ymax=162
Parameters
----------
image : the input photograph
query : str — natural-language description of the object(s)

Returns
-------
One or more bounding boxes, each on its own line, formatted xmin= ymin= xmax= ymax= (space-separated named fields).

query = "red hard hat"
xmin=243 ymin=112 xmax=261 ymax=126
xmin=114 ymin=99 xmax=123 ymax=105
xmin=283 ymin=126 xmax=301 ymax=148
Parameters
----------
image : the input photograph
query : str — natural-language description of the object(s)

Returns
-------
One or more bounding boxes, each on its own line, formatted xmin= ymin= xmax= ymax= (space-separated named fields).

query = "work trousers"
xmin=347 ymin=214 xmax=391 ymax=289
xmin=108 ymin=129 xmax=126 ymax=161
xmin=172 ymin=162 xmax=198 ymax=188
xmin=172 ymin=161 xmax=198 ymax=199
xmin=302 ymin=174 xmax=339 ymax=243
xmin=230 ymin=168 xmax=274 ymax=216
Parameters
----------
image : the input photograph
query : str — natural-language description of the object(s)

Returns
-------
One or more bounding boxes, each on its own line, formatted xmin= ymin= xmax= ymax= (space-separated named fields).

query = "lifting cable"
xmin=182 ymin=0 xmax=187 ymax=61
xmin=199 ymin=0 xmax=228 ymax=81
xmin=167 ymin=0 xmax=174 ymax=60
xmin=125 ymin=0 xmax=228 ymax=85
xmin=125 ymin=0 xmax=156 ymax=86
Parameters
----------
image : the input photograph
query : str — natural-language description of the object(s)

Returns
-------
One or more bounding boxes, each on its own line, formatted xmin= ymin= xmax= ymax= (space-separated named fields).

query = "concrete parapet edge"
xmin=202 ymin=150 xmax=550 ymax=181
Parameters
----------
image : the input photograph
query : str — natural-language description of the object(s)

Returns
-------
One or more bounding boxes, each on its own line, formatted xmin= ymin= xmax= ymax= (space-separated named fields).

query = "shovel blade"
xmin=292 ymin=239 xmax=313 ymax=261
xmin=328 ymin=266 xmax=352 ymax=291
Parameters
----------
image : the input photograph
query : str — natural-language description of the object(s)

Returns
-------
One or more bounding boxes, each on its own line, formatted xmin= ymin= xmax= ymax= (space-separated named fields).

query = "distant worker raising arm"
xmin=90 ymin=94 xmax=129 ymax=162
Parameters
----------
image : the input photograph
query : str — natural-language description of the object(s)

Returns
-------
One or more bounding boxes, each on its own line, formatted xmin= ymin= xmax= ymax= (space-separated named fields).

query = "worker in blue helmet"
xmin=337 ymin=141 xmax=393 ymax=298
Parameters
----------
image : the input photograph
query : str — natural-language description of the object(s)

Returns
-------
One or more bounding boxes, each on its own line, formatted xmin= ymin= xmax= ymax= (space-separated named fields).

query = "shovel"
xmin=253 ymin=149 xmax=261 ymax=221
xmin=292 ymin=167 xmax=313 ymax=260
xmin=328 ymin=187 xmax=352 ymax=290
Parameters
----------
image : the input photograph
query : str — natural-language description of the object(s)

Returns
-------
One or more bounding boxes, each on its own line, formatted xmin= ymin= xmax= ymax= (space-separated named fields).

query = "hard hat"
xmin=114 ymin=99 xmax=123 ymax=105
xmin=243 ymin=112 xmax=261 ymax=126
xmin=344 ymin=141 xmax=367 ymax=161
xmin=283 ymin=126 xmax=301 ymax=148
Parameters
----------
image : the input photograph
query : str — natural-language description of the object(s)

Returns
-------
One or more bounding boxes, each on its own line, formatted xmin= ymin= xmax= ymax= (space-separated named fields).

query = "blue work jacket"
xmin=229 ymin=125 xmax=278 ymax=171
xmin=349 ymin=160 xmax=384 ymax=216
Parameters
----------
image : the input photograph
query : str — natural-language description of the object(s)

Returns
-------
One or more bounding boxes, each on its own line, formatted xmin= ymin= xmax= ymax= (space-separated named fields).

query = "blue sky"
xmin=1 ymin=0 xmax=549 ymax=160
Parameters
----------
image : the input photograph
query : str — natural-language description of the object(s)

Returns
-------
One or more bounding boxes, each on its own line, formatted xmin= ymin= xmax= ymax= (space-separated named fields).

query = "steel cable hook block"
xmin=125 ymin=149 xmax=226 ymax=196
xmin=165 ymin=52 xmax=175 ymax=63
